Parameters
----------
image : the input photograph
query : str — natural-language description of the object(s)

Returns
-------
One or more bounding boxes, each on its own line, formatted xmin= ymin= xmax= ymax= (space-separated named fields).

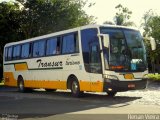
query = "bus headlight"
xmin=104 ymin=75 xmax=119 ymax=80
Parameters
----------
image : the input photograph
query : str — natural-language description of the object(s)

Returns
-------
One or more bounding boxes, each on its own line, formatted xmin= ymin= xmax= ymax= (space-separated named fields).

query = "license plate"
xmin=124 ymin=74 xmax=134 ymax=80
xmin=128 ymin=84 xmax=135 ymax=88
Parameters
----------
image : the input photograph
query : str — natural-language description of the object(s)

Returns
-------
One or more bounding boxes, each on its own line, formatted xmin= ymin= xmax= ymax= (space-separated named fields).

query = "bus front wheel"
xmin=70 ymin=78 xmax=83 ymax=97
xmin=107 ymin=91 xmax=117 ymax=97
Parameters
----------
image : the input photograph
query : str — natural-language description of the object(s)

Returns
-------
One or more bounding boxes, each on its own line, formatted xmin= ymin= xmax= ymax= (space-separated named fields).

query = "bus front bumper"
xmin=103 ymin=79 xmax=147 ymax=92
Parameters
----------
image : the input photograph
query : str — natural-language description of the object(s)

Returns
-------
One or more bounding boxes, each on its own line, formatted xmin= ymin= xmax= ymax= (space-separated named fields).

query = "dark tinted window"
xmin=8 ymin=46 xmax=13 ymax=60
xmin=90 ymin=45 xmax=102 ymax=73
xmin=13 ymin=45 xmax=21 ymax=60
xmin=21 ymin=43 xmax=30 ymax=58
xmin=5 ymin=47 xmax=8 ymax=61
xmin=46 ymin=37 xmax=58 ymax=55
xmin=81 ymin=28 xmax=101 ymax=73
xmin=62 ymin=33 xmax=78 ymax=54
xmin=33 ymin=40 xmax=46 ymax=57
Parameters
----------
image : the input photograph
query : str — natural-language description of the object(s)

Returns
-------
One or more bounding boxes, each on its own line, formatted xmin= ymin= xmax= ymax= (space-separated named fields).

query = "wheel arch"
xmin=67 ymin=74 xmax=79 ymax=89
xmin=17 ymin=75 xmax=23 ymax=85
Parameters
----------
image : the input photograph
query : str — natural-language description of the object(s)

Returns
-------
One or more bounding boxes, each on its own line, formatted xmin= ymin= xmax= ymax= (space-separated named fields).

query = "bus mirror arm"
xmin=98 ymin=34 xmax=110 ymax=48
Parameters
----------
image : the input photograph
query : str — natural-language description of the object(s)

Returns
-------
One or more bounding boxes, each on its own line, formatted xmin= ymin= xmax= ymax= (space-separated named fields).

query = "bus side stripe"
xmin=4 ymin=71 xmax=103 ymax=92
xmin=14 ymin=63 xmax=28 ymax=71
xmin=24 ymin=80 xmax=67 ymax=90
xmin=4 ymin=62 xmax=63 ymax=71
xmin=28 ymin=67 xmax=63 ymax=70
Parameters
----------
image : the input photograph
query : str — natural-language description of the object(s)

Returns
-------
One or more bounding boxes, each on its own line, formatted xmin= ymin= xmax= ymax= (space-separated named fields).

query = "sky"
xmin=84 ymin=0 xmax=160 ymax=28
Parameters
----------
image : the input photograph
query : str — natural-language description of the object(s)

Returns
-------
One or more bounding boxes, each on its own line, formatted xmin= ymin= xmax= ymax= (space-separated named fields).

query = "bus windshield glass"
xmin=100 ymin=27 xmax=147 ymax=72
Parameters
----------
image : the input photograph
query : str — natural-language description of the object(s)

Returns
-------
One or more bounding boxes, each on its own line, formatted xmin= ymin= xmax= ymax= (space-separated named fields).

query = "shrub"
xmin=147 ymin=74 xmax=160 ymax=81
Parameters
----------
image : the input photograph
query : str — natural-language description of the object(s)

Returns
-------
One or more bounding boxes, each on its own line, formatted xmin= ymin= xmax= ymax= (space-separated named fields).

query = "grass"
xmin=0 ymin=79 xmax=4 ymax=86
xmin=147 ymin=74 xmax=160 ymax=81
xmin=0 ymin=82 xmax=4 ymax=84
xmin=0 ymin=82 xmax=4 ymax=85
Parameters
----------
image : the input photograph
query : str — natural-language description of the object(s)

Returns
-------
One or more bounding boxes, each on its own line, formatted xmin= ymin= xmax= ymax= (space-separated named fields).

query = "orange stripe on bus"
xmin=91 ymin=81 xmax=103 ymax=92
xmin=4 ymin=72 xmax=17 ymax=86
xmin=3 ymin=72 xmax=103 ymax=92
xmin=80 ymin=80 xmax=103 ymax=92
xmin=79 ymin=81 xmax=91 ymax=91
xmin=24 ymin=80 xmax=67 ymax=90
xmin=24 ymin=80 xmax=103 ymax=92
xmin=14 ymin=63 xmax=28 ymax=71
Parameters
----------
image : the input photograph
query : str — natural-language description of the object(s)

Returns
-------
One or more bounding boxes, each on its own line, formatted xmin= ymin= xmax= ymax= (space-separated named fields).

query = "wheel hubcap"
xmin=72 ymin=81 xmax=78 ymax=94
xmin=19 ymin=81 xmax=24 ymax=91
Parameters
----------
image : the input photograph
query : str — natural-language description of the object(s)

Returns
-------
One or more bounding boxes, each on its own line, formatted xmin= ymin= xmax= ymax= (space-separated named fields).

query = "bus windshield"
xmin=100 ymin=27 xmax=147 ymax=72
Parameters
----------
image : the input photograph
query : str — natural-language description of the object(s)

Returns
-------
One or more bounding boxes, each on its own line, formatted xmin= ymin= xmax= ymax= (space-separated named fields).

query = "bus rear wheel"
xmin=70 ymin=78 xmax=83 ymax=97
xmin=17 ymin=76 xmax=25 ymax=93
xmin=17 ymin=76 xmax=32 ymax=92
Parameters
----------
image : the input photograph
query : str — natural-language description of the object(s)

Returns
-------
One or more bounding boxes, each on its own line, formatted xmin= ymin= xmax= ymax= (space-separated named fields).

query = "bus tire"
xmin=107 ymin=91 xmax=117 ymax=97
xmin=17 ymin=76 xmax=26 ymax=93
xmin=45 ymin=89 xmax=56 ymax=92
xmin=70 ymin=77 xmax=83 ymax=97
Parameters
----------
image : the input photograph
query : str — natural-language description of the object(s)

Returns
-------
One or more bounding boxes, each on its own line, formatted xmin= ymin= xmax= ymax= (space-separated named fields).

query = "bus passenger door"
xmin=89 ymin=43 xmax=103 ymax=92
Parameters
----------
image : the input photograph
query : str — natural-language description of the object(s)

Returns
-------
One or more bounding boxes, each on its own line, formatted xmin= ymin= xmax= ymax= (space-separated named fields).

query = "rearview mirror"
xmin=98 ymin=34 xmax=110 ymax=48
xmin=103 ymin=34 xmax=110 ymax=48
xmin=150 ymin=37 xmax=156 ymax=50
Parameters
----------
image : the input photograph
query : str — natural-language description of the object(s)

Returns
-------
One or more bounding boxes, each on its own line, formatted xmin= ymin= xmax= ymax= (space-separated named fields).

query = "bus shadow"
xmin=32 ymin=90 xmax=141 ymax=105
xmin=19 ymin=90 xmax=141 ymax=118
xmin=0 ymin=88 xmax=141 ymax=119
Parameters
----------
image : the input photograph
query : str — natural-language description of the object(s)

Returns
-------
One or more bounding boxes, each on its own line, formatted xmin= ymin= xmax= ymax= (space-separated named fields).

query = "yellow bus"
xmin=3 ymin=25 xmax=155 ymax=97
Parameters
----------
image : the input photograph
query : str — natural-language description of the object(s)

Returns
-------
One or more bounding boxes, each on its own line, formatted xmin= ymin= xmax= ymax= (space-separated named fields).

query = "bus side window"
xmin=13 ymin=45 xmax=21 ymax=60
xmin=46 ymin=37 xmax=58 ymax=56
xmin=81 ymin=28 xmax=99 ymax=73
xmin=5 ymin=47 xmax=8 ymax=61
xmin=62 ymin=33 xmax=78 ymax=54
xmin=90 ymin=45 xmax=102 ymax=73
xmin=8 ymin=46 xmax=13 ymax=61
xmin=33 ymin=40 xmax=45 ymax=57
xmin=21 ymin=43 xmax=30 ymax=58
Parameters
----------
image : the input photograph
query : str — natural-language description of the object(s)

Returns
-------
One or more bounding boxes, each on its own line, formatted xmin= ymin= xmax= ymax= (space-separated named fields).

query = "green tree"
xmin=0 ymin=2 xmax=21 ymax=61
xmin=142 ymin=10 xmax=160 ymax=72
xmin=17 ymin=0 xmax=95 ymax=38
xmin=0 ymin=1 xmax=22 ymax=80
xmin=0 ymin=0 xmax=94 ymax=52
xmin=142 ymin=11 xmax=160 ymax=57
xmin=114 ymin=4 xmax=135 ymax=26
xmin=141 ymin=10 xmax=154 ymax=37
xmin=0 ymin=0 xmax=95 ymax=79
xmin=146 ymin=16 xmax=160 ymax=59
xmin=103 ymin=20 xmax=114 ymax=25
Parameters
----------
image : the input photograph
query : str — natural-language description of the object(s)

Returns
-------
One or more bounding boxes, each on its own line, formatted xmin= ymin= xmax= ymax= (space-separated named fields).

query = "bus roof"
xmin=4 ymin=24 xmax=139 ymax=47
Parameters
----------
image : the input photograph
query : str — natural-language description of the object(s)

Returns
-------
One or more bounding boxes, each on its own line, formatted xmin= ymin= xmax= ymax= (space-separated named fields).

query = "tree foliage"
xmin=0 ymin=0 xmax=94 ymax=41
xmin=114 ymin=4 xmax=135 ymax=26
xmin=142 ymin=10 xmax=160 ymax=62
xmin=0 ymin=2 xmax=21 ymax=62
xmin=0 ymin=0 xmax=94 ymax=74
xmin=0 ymin=0 xmax=94 ymax=48
xmin=17 ymin=0 xmax=95 ymax=38
xmin=103 ymin=20 xmax=114 ymax=25
xmin=141 ymin=10 xmax=154 ymax=37
xmin=103 ymin=4 xmax=135 ymax=26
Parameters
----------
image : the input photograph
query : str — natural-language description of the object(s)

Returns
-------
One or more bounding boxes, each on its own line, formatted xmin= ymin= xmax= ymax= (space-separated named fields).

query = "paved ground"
xmin=0 ymin=82 xmax=160 ymax=120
